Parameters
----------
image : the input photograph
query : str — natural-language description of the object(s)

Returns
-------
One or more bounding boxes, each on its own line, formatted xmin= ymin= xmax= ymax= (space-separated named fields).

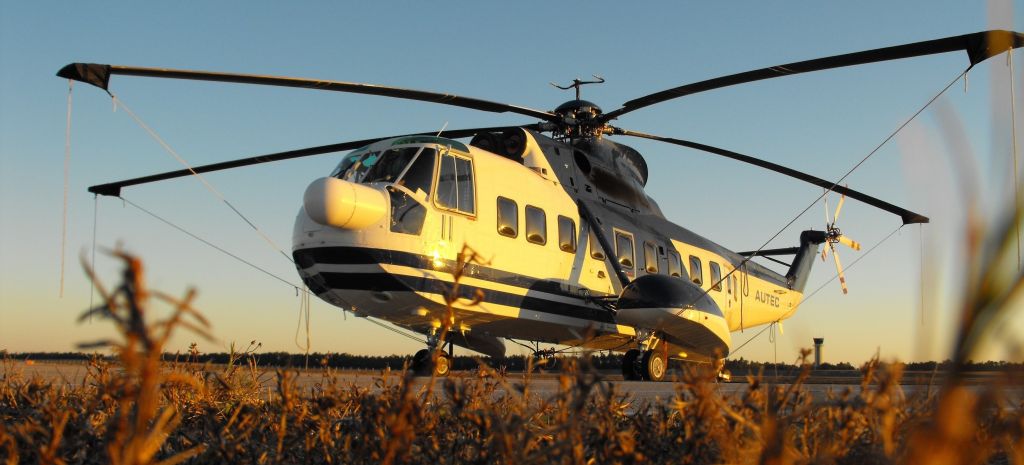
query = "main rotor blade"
xmin=613 ymin=128 xmax=929 ymax=224
xmin=88 ymin=125 xmax=531 ymax=197
xmin=57 ymin=63 xmax=558 ymax=123
xmin=601 ymin=30 xmax=1024 ymax=122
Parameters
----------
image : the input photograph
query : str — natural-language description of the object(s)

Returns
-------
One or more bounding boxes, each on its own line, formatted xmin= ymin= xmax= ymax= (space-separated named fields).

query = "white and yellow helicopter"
xmin=60 ymin=30 xmax=1022 ymax=380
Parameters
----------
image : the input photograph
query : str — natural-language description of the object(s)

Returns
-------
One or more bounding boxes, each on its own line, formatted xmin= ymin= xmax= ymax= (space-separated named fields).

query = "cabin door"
xmin=438 ymin=212 xmax=468 ymax=255
xmin=433 ymin=150 xmax=476 ymax=263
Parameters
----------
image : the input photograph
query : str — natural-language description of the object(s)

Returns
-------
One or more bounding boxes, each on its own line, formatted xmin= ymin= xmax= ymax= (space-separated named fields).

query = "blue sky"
xmin=1 ymin=2 xmax=1022 ymax=363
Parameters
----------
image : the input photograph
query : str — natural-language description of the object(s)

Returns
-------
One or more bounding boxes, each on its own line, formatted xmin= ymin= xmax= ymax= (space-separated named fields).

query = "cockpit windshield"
xmin=332 ymin=146 xmax=437 ymax=198
xmin=394 ymin=148 xmax=436 ymax=196
xmin=363 ymin=147 xmax=422 ymax=184
xmin=331 ymin=151 xmax=379 ymax=182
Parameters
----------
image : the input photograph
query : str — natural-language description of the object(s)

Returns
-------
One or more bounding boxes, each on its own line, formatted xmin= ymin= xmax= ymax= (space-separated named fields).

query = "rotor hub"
xmin=553 ymin=100 xmax=606 ymax=137
xmin=550 ymin=76 xmax=608 ymax=138
xmin=554 ymin=99 xmax=603 ymax=118
xmin=827 ymin=226 xmax=842 ymax=242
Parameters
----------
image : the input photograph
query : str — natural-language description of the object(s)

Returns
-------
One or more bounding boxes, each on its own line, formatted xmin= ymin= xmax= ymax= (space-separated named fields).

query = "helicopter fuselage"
xmin=292 ymin=130 xmax=819 ymax=362
xmin=70 ymin=30 xmax=1012 ymax=372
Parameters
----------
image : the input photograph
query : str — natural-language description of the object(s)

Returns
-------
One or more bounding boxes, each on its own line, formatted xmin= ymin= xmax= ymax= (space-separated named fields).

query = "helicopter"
xmin=59 ymin=30 xmax=1023 ymax=381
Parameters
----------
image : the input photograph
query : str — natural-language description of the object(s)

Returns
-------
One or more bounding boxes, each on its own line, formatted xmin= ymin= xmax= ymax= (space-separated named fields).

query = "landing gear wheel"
xmin=621 ymin=349 xmax=642 ymax=380
xmin=412 ymin=349 xmax=431 ymax=375
xmin=641 ymin=350 xmax=666 ymax=382
xmin=412 ymin=349 xmax=451 ymax=377
xmin=433 ymin=352 xmax=451 ymax=377
xmin=531 ymin=354 xmax=560 ymax=372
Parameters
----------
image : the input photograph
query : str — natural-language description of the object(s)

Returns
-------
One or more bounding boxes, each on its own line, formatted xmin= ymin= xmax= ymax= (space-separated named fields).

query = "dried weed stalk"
xmin=0 ymin=218 xmax=1021 ymax=464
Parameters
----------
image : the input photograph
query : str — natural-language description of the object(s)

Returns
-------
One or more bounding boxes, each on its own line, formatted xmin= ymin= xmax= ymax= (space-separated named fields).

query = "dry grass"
xmin=0 ymin=251 xmax=1020 ymax=464
xmin=4 ymin=180 xmax=1024 ymax=465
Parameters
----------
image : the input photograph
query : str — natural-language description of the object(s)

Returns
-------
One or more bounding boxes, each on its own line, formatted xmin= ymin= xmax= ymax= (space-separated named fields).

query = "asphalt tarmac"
xmin=7 ymin=361 xmax=1022 ymax=405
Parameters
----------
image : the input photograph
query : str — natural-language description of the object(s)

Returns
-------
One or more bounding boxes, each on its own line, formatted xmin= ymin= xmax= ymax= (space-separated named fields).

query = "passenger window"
xmin=557 ymin=216 xmax=576 ymax=253
xmin=589 ymin=228 xmax=605 ymax=260
xmin=668 ymin=250 xmax=683 ymax=278
xmin=615 ymin=230 xmax=635 ymax=269
xmin=643 ymin=242 xmax=658 ymax=274
xmin=710 ymin=262 xmax=723 ymax=291
xmin=689 ymin=256 xmax=703 ymax=286
xmin=436 ymin=153 xmax=475 ymax=215
xmin=525 ymin=205 xmax=546 ymax=245
xmin=496 ymin=197 xmax=517 ymax=238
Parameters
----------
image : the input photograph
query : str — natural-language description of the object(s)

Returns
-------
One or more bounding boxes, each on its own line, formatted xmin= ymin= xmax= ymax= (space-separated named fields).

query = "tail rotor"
xmin=821 ymin=191 xmax=861 ymax=294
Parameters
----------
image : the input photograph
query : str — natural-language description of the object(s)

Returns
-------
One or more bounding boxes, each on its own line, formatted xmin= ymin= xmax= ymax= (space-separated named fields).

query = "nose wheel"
xmin=530 ymin=348 xmax=561 ymax=372
xmin=622 ymin=349 xmax=667 ymax=381
xmin=641 ymin=350 xmax=666 ymax=382
xmin=412 ymin=348 xmax=451 ymax=377
xmin=411 ymin=331 xmax=453 ymax=377
xmin=622 ymin=331 xmax=668 ymax=382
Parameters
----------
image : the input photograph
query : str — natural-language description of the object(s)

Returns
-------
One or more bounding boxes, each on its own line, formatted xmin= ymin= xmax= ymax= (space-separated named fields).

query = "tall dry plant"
xmin=1 ymin=180 xmax=1022 ymax=464
xmin=900 ymin=166 xmax=1024 ymax=461
xmin=76 ymin=249 xmax=212 ymax=465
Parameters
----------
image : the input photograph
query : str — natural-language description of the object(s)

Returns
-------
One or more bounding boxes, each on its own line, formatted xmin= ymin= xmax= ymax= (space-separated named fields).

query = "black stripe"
xmin=315 ymin=271 xmax=617 ymax=324
xmin=294 ymin=246 xmax=583 ymax=298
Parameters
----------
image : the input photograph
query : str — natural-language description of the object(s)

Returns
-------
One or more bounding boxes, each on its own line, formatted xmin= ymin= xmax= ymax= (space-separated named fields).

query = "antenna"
xmin=550 ymin=75 xmax=605 ymax=100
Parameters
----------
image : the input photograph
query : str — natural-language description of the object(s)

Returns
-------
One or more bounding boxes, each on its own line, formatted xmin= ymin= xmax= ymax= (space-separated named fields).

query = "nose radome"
xmin=303 ymin=177 xmax=387 ymax=229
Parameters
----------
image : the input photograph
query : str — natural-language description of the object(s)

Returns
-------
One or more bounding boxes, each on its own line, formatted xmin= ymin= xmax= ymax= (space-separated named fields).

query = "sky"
xmin=1 ymin=2 xmax=1022 ymax=364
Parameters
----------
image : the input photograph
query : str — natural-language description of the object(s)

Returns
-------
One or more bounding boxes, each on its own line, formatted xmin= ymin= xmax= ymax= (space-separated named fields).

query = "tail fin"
xmin=786 ymin=230 xmax=828 ymax=292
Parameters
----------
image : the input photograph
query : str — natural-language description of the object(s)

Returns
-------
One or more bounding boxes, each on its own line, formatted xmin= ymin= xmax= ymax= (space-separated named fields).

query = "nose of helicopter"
xmin=302 ymin=177 xmax=387 ymax=229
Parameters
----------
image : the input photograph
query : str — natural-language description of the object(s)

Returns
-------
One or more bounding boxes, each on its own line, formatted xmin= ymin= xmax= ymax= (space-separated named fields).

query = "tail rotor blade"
xmin=824 ymin=193 xmax=832 ymax=226
xmin=838 ymin=235 xmax=862 ymax=251
xmin=834 ymin=193 xmax=847 ymax=223
xmin=831 ymin=244 xmax=849 ymax=295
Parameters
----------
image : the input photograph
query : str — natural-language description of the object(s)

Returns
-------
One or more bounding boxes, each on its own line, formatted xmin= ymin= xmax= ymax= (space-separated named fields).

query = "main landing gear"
xmin=530 ymin=348 xmax=561 ymax=372
xmin=411 ymin=331 xmax=452 ymax=377
xmin=621 ymin=331 xmax=667 ymax=382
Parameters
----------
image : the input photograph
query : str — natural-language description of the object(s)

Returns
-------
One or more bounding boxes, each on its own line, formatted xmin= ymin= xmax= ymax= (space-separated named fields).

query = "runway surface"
xmin=7 ymin=361 xmax=1023 ymax=405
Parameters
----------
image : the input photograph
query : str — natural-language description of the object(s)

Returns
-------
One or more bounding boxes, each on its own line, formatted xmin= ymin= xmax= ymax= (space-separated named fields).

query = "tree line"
xmin=5 ymin=350 xmax=1022 ymax=373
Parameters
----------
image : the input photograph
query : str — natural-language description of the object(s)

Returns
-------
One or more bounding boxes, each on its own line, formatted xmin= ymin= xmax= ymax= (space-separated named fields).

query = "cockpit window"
xmin=383 ymin=148 xmax=436 ymax=237
xmin=396 ymin=148 xmax=436 ymax=196
xmin=331 ymin=152 xmax=360 ymax=177
xmin=333 ymin=151 xmax=380 ymax=182
xmin=363 ymin=147 xmax=423 ymax=184
xmin=334 ymin=147 xmax=439 ymax=197
xmin=436 ymin=152 xmax=475 ymax=215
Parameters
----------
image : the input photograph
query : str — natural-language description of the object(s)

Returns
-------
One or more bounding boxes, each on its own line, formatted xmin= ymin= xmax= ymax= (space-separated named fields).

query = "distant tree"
xmin=8 ymin=351 xmax=1024 ymax=373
